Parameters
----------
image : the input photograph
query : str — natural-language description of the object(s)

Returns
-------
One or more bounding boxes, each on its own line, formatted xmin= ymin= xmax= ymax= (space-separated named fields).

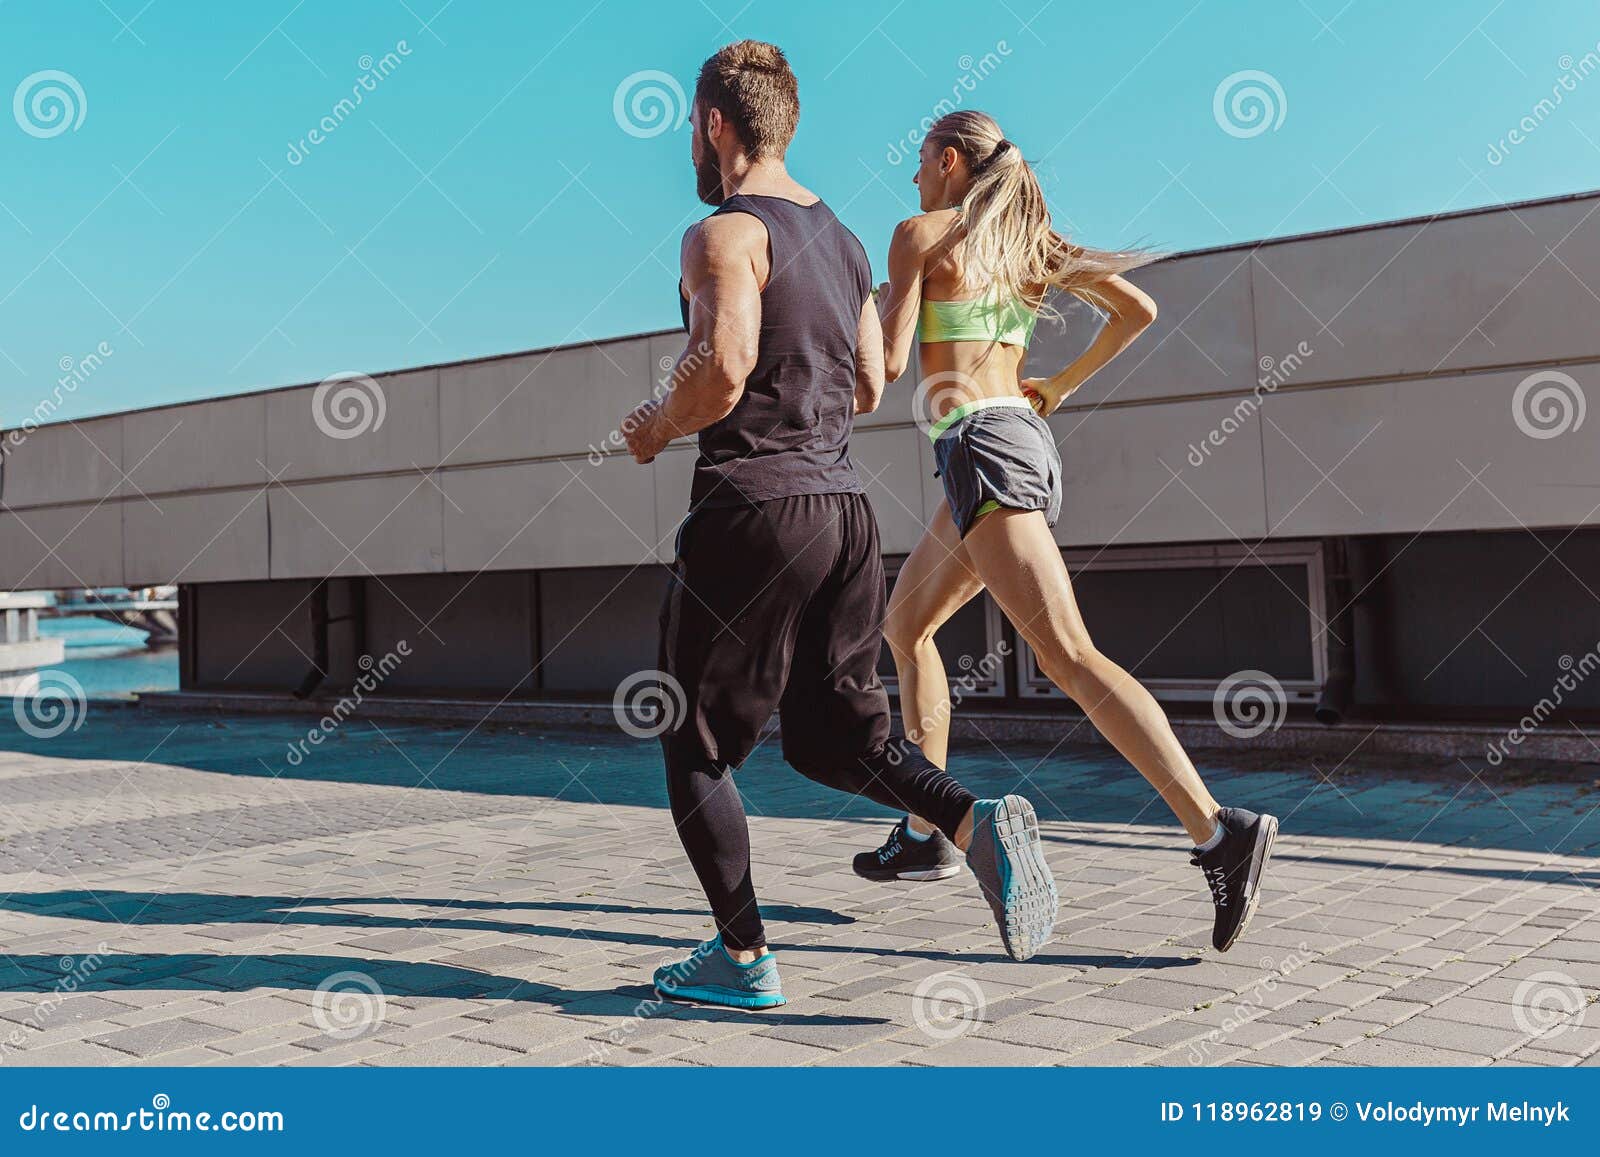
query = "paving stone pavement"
xmin=1 ymin=706 xmax=1598 ymax=1067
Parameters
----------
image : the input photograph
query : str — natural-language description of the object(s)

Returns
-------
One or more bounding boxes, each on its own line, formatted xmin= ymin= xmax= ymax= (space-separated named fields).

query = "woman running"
xmin=851 ymin=110 xmax=1276 ymax=953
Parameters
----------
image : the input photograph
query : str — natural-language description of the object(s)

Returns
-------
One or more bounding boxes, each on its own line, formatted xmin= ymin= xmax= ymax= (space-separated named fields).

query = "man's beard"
xmin=695 ymin=150 xmax=724 ymax=206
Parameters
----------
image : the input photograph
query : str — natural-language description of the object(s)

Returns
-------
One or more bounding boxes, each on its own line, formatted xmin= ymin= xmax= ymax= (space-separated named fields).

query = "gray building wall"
xmin=4 ymin=193 xmax=1598 ymax=719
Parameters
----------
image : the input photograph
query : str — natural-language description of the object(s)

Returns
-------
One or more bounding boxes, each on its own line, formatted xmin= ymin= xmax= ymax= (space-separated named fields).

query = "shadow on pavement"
xmin=0 ymin=890 xmax=852 ymax=931
xmin=0 ymin=891 xmax=1200 ymax=987
xmin=0 ymin=953 xmax=886 ymax=1028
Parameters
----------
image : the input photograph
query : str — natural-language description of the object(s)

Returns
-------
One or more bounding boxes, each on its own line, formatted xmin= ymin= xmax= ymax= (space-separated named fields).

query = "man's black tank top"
xmin=679 ymin=194 xmax=871 ymax=508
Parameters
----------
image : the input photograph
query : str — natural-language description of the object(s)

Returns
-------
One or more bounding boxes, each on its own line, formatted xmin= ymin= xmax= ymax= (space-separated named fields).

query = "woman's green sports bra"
xmin=918 ymin=289 xmax=1038 ymax=347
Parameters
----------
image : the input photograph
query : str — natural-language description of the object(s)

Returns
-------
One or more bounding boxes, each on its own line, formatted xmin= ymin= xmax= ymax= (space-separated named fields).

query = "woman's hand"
xmin=1021 ymin=377 xmax=1065 ymax=417
xmin=872 ymin=280 xmax=893 ymax=321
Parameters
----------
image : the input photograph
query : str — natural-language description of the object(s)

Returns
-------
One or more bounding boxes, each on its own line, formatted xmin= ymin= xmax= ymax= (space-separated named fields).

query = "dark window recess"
xmin=1073 ymin=565 xmax=1315 ymax=683
xmin=877 ymin=569 xmax=1001 ymax=690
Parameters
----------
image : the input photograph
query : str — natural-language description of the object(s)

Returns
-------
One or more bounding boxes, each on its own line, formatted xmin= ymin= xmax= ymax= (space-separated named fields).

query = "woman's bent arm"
xmin=1027 ymin=274 xmax=1157 ymax=414
xmin=854 ymin=296 xmax=886 ymax=414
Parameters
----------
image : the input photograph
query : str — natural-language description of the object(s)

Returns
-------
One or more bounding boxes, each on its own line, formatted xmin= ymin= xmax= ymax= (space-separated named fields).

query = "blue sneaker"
xmin=652 ymin=936 xmax=787 ymax=1009
xmin=965 ymin=795 xmax=1058 ymax=961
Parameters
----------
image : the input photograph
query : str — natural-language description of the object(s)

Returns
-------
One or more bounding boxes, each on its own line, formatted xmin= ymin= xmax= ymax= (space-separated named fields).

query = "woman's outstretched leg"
xmin=964 ymin=508 xmax=1218 ymax=839
xmin=963 ymin=508 xmax=1277 ymax=951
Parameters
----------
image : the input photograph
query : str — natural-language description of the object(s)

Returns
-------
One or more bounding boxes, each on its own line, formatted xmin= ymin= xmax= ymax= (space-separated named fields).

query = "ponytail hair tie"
xmin=976 ymin=139 xmax=1014 ymax=174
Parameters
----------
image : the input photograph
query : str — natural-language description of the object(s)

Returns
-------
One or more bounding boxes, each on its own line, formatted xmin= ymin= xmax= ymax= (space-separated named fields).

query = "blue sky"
xmin=2 ymin=0 xmax=1598 ymax=422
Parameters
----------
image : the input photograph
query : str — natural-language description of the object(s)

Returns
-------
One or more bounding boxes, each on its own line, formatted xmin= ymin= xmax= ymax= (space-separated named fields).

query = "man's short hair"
xmin=695 ymin=40 xmax=800 ymax=158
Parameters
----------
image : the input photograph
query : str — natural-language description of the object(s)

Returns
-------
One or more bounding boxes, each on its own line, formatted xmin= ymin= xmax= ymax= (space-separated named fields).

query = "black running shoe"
xmin=1192 ymin=807 xmax=1279 ymax=952
xmin=851 ymin=818 xmax=963 ymax=882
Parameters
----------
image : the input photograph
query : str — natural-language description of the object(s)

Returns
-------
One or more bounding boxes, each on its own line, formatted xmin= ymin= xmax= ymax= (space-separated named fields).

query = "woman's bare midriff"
xmin=916 ymin=335 xmax=1030 ymax=418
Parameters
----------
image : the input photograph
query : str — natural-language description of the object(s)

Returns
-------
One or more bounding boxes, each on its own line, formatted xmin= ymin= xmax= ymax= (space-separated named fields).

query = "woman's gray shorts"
xmin=932 ymin=401 xmax=1063 ymax=538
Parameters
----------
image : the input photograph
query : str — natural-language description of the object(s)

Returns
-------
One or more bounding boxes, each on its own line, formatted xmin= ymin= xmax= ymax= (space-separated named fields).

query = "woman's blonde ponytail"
xmin=927 ymin=111 xmax=1153 ymax=315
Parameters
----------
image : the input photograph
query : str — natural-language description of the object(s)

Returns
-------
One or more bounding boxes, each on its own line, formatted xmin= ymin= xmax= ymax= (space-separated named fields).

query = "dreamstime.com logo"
xmin=13 ymin=70 xmax=86 ymax=138
xmin=1186 ymin=942 xmax=1313 ymax=1065
xmin=898 ymin=640 xmax=1011 ymax=753
xmin=1511 ymin=970 xmax=1590 ymax=1040
xmin=613 ymin=669 xmax=687 ymax=739
xmin=884 ymin=40 xmax=1013 ymax=166
xmin=613 ymin=70 xmax=687 ymax=138
xmin=587 ymin=939 xmax=722 ymax=1065
xmin=1212 ymin=70 xmax=1287 ymax=138
xmin=286 ymin=41 xmax=413 ymax=165
xmin=283 ymin=641 xmax=412 ymax=767
xmin=12 ymin=670 xmax=87 ymax=739
xmin=4 ymin=340 xmax=113 ymax=453
xmin=1187 ymin=341 xmax=1313 ymax=467
xmin=1512 ymin=369 xmax=1585 ymax=439
xmin=17 ymin=1094 xmax=284 ymax=1134
xmin=1212 ymin=670 xmax=1287 ymax=739
xmin=312 ymin=372 xmax=387 ymax=440
xmin=911 ymin=971 xmax=986 ymax=1040
xmin=1486 ymin=44 xmax=1600 ymax=166
xmin=312 ymin=970 xmax=387 ymax=1039
xmin=588 ymin=340 xmax=713 ymax=464
xmin=1485 ymin=644 xmax=1600 ymax=766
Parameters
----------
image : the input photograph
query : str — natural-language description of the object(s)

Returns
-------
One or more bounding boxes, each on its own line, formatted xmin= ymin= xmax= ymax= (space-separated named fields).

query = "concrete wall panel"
xmin=860 ymin=374 xmax=926 ymax=432
xmin=266 ymin=369 xmax=439 ymax=482
xmin=269 ymin=475 xmax=445 ymax=579
xmin=650 ymin=446 xmax=696 ymax=564
xmin=1252 ymin=198 xmax=1600 ymax=384
xmin=853 ymin=425 xmax=935 ymax=554
xmin=443 ymin=453 xmax=658 ymax=572
xmin=1261 ymin=368 xmax=1600 ymax=537
xmin=123 ymin=490 xmax=269 ymax=586
xmin=122 ymin=395 xmax=265 ymax=496
xmin=1050 ymin=395 xmax=1268 ymax=547
xmin=440 ymin=340 xmax=655 ymax=467
xmin=1034 ymin=251 xmax=1258 ymax=407
xmin=0 ymin=502 xmax=124 ymax=588
xmin=1 ymin=417 xmax=122 ymax=507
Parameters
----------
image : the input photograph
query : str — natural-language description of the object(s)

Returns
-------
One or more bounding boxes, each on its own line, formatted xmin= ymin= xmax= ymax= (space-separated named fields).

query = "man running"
xmin=621 ymin=40 xmax=1058 ymax=1009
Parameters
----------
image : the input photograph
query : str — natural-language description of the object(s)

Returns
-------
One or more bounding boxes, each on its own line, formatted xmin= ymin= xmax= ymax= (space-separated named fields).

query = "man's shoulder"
xmin=686 ymin=209 xmax=770 ymax=238
xmin=684 ymin=211 xmax=770 ymax=262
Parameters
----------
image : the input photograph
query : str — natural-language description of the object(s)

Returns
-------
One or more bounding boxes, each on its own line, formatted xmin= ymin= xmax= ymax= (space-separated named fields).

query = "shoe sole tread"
xmin=971 ymin=795 xmax=1059 ymax=961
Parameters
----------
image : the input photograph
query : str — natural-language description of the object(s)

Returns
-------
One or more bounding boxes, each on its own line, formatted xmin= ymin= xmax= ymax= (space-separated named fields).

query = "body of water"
xmin=37 ymin=617 xmax=179 ymax=699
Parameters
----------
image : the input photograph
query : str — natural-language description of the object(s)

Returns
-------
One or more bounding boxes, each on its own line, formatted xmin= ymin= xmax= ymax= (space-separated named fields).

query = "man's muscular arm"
xmin=623 ymin=216 xmax=763 ymax=463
